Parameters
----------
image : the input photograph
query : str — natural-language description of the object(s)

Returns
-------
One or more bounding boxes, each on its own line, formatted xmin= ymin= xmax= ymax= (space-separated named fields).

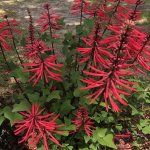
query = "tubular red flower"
xmin=27 ymin=9 xmax=35 ymax=46
xmin=24 ymin=40 xmax=53 ymax=59
xmin=72 ymin=107 xmax=95 ymax=137
xmin=0 ymin=20 xmax=13 ymax=50
xmin=36 ymin=3 xmax=61 ymax=35
xmin=23 ymin=56 xmax=63 ymax=86
xmin=14 ymin=103 xmax=63 ymax=150
xmin=71 ymin=0 xmax=91 ymax=15
xmin=81 ymin=65 xmax=136 ymax=112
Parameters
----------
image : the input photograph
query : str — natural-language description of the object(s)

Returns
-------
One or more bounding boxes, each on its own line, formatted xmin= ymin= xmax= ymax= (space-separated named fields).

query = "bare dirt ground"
xmin=0 ymin=0 xmax=80 ymax=25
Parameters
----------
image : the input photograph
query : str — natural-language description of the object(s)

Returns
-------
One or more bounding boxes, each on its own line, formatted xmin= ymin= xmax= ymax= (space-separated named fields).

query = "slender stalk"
xmin=101 ymin=0 xmax=121 ymax=37
xmin=83 ymin=22 xmax=100 ymax=71
xmin=0 ymin=44 xmax=31 ymax=104
xmin=27 ymin=8 xmax=35 ymax=47
xmin=37 ymin=47 xmax=47 ymax=88
xmin=132 ymin=34 xmax=150 ymax=63
xmin=47 ymin=9 xmax=55 ymax=55
xmin=5 ymin=16 xmax=23 ymax=64
xmin=75 ymin=0 xmax=84 ymax=71
xmin=79 ymin=0 xmax=84 ymax=26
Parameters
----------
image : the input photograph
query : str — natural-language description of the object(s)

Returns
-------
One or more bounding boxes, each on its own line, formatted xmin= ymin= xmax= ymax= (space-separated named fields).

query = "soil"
xmin=0 ymin=0 xmax=79 ymax=25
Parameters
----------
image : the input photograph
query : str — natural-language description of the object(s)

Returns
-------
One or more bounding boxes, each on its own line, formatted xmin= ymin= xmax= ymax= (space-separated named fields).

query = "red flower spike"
xmin=81 ymin=65 xmax=136 ymax=112
xmin=0 ymin=21 xmax=12 ymax=50
xmin=36 ymin=3 xmax=61 ymax=35
xmin=27 ymin=9 xmax=35 ymax=46
xmin=24 ymin=40 xmax=53 ymax=59
xmin=23 ymin=56 xmax=63 ymax=86
xmin=72 ymin=107 xmax=95 ymax=137
xmin=14 ymin=103 xmax=63 ymax=150
xmin=0 ymin=17 xmax=20 ymax=51
xmin=71 ymin=0 xmax=91 ymax=15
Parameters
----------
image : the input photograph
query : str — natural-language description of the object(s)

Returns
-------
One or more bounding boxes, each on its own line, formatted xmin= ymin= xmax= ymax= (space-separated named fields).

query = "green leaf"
xmin=12 ymin=101 xmax=30 ymax=112
xmin=0 ymin=116 xmax=5 ymax=126
xmin=116 ymin=125 xmax=123 ymax=131
xmin=3 ymin=106 xmax=13 ymax=121
xmin=84 ymin=135 xmax=91 ymax=143
xmin=60 ymin=100 xmax=75 ymax=115
xmin=142 ymin=126 xmax=150 ymax=134
xmin=62 ymin=144 xmax=73 ymax=150
xmin=47 ymin=90 xmax=60 ymax=102
xmin=3 ymin=106 xmax=23 ymax=125
xmin=129 ymin=104 xmax=142 ymax=115
xmin=37 ymin=146 xmax=44 ymax=150
xmin=8 ymin=62 xmax=18 ymax=70
xmin=27 ymin=92 xmax=40 ymax=103
xmin=12 ymin=67 xmax=29 ymax=83
xmin=97 ymin=128 xmax=107 ymax=138
xmin=74 ymin=85 xmax=87 ymax=97
xmin=93 ymin=128 xmax=107 ymax=142
xmin=101 ymin=134 xmax=117 ymax=149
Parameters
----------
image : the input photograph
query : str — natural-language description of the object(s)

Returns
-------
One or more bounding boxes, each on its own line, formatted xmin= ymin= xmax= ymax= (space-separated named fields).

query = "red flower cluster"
xmin=36 ymin=3 xmax=61 ymax=36
xmin=72 ymin=107 xmax=95 ymax=137
xmin=24 ymin=40 xmax=52 ymax=59
xmin=23 ymin=55 xmax=63 ymax=86
xmin=71 ymin=0 xmax=91 ymax=15
xmin=0 ymin=17 xmax=19 ymax=51
xmin=23 ymin=40 xmax=63 ymax=86
xmin=14 ymin=103 xmax=63 ymax=150
xmin=78 ymin=0 xmax=150 ymax=112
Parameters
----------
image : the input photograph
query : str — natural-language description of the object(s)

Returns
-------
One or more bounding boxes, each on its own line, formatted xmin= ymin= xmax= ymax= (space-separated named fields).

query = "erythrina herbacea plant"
xmin=0 ymin=0 xmax=150 ymax=150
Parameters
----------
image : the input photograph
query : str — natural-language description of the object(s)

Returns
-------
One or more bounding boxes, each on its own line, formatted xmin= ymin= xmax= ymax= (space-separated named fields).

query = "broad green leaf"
xmin=84 ymin=135 xmax=91 ymax=143
xmin=64 ymin=117 xmax=71 ymax=126
xmin=102 ymin=134 xmax=117 ymax=149
xmin=12 ymin=67 xmax=29 ymax=83
xmin=47 ymin=90 xmax=60 ymax=102
xmin=129 ymin=104 xmax=142 ymax=115
xmin=93 ymin=128 xmax=107 ymax=142
xmin=142 ymin=126 xmax=150 ymax=134
xmin=37 ymin=146 xmax=44 ymax=150
xmin=27 ymin=92 xmax=40 ymax=103
xmin=140 ymin=119 xmax=148 ymax=126
xmin=74 ymin=86 xmax=87 ymax=97
xmin=62 ymin=144 xmax=73 ymax=150
xmin=8 ymin=62 xmax=18 ymax=70
xmin=97 ymin=128 xmax=107 ymax=138
xmin=116 ymin=125 xmax=123 ymax=131
xmin=100 ymin=102 xmax=107 ymax=107
xmin=61 ymin=131 xmax=69 ymax=136
xmin=79 ymin=148 xmax=89 ymax=150
xmin=61 ymin=117 xmax=76 ymax=131
xmin=60 ymin=100 xmax=75 ymax=115
xmin=12 ymin=101 xmax=30 ymax=112
xmin=3 ymin=106 xmax=13 ymax=121
xmin=3 ymin=106 xmax=23 ymax=125
xmin=0 ymin=116 xmax=5 ymax=125
xmin=89 ymin=144 xmax=98 ymax=150
xmin=74 ymin=87 xmax=83 ymax=97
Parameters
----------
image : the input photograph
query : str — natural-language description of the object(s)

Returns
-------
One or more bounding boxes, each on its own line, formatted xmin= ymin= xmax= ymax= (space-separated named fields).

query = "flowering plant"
xmin=0 ymin=0 xmax=149 ymax=149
